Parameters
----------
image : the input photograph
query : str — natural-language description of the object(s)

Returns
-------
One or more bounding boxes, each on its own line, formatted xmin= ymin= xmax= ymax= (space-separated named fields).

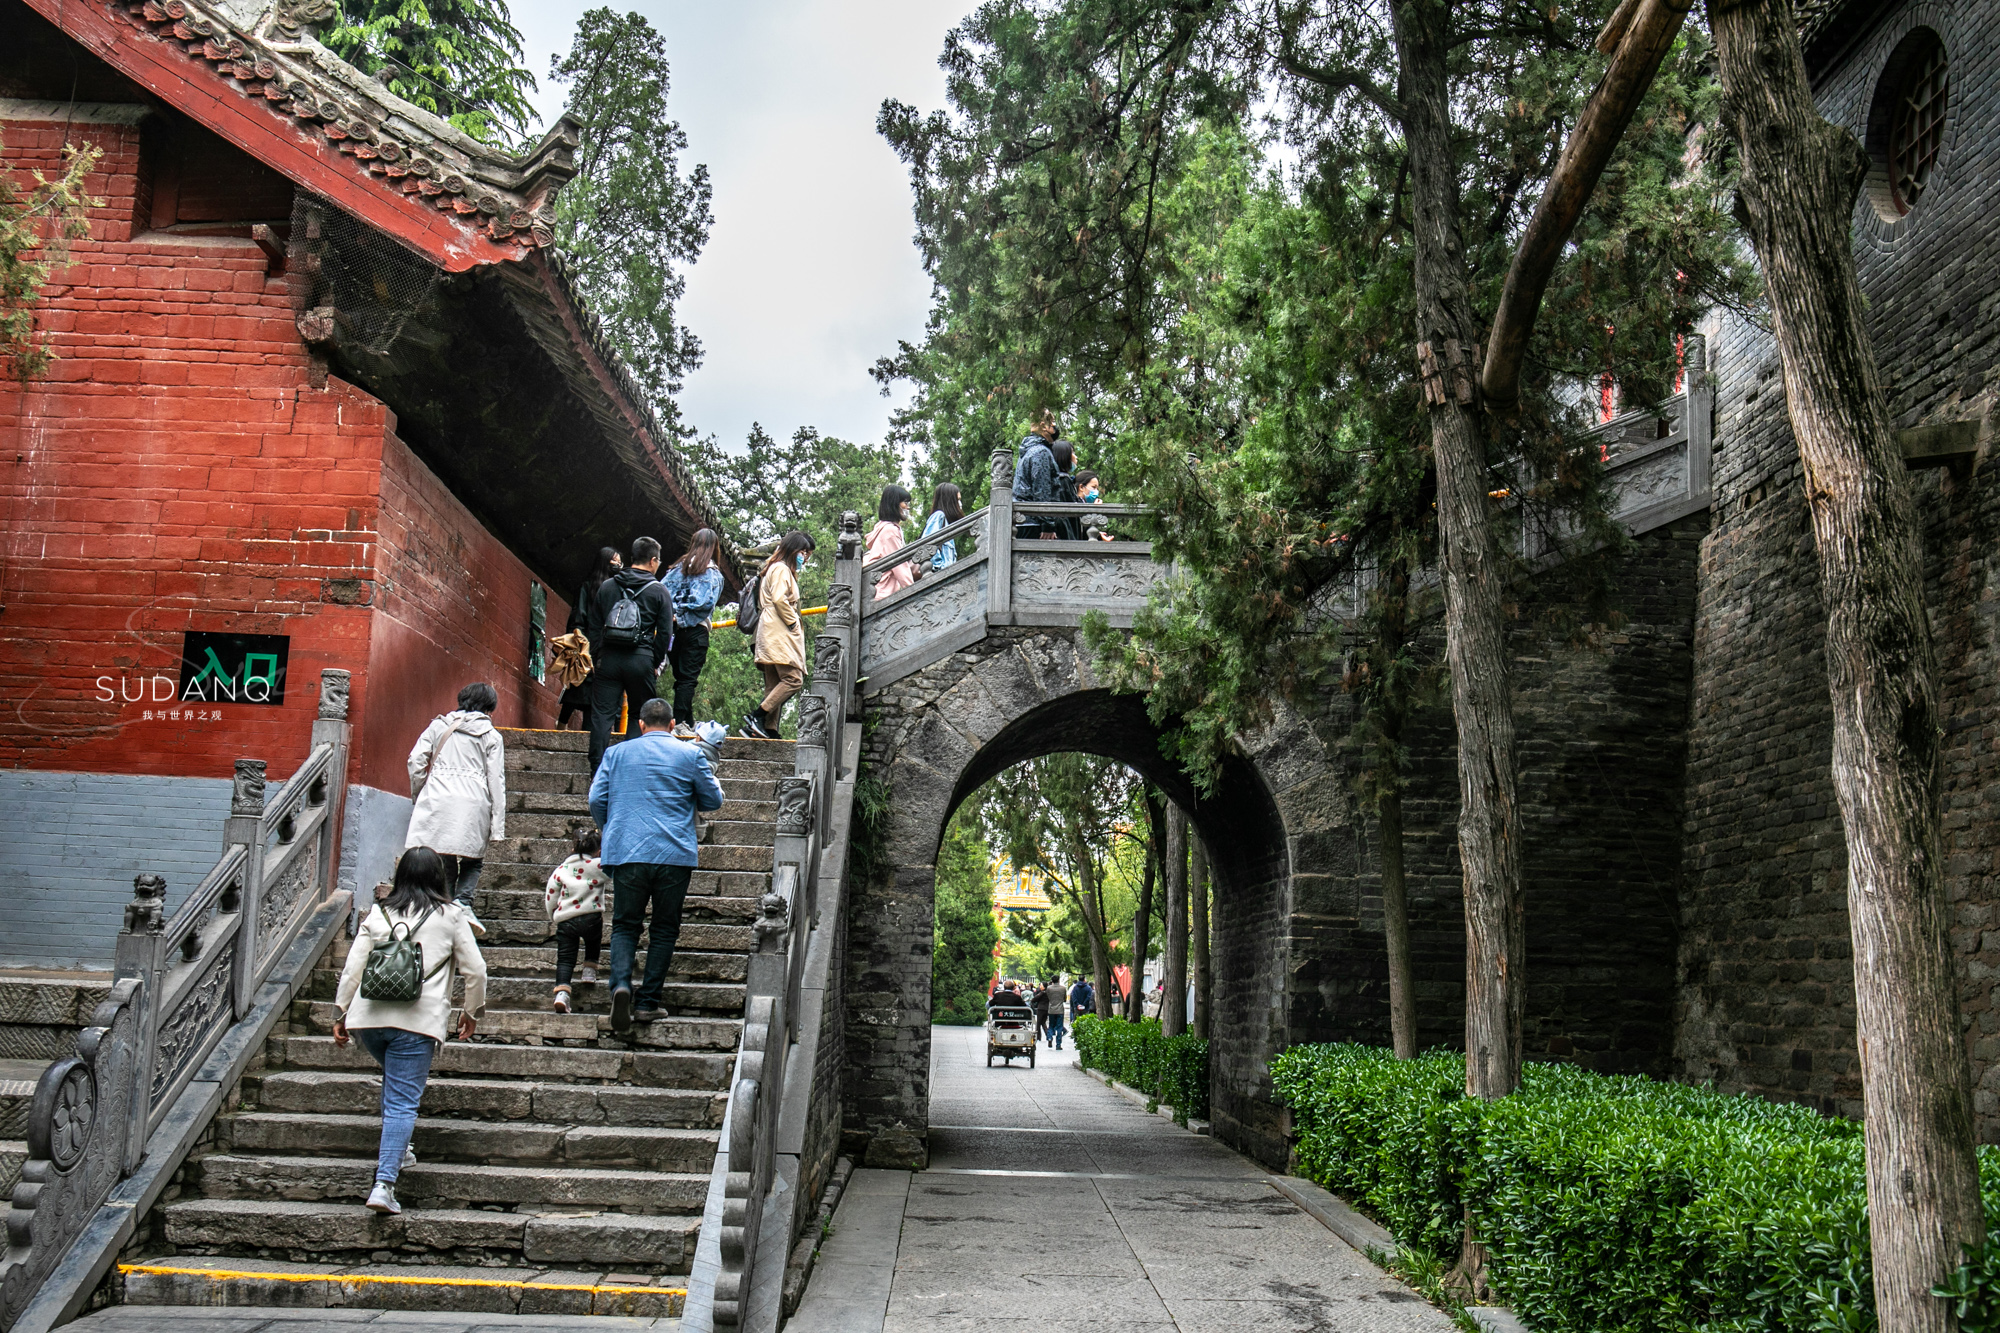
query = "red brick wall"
xmin=1 ymin=111 xmax=567 ymax=793
xmin=357 ymin=431 xmax=569 ymax=792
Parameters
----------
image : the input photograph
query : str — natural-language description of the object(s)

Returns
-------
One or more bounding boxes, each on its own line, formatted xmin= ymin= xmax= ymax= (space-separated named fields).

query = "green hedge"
xmin=1074 ymin=1015 xmax=1208 ymax=1124
xmin=1273 ymin=1044 xmax=2000 ymax=1333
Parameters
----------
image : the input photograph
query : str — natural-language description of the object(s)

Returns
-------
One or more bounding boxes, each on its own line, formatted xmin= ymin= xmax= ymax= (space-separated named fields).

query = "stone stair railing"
xmin=702 ymin=521 xmax=871 ymax=1332
xmin=0 ymin=670 xmax=356 ymax=1333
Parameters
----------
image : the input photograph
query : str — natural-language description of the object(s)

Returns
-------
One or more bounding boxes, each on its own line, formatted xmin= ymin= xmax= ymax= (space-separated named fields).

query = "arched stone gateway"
xmin=846 ymin=625 xmax=1348 ymax=1167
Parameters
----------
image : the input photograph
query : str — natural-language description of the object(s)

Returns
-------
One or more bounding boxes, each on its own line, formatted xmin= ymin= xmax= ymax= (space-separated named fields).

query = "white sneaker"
xmin=579 ymin=967 xmax=597 ymax=987
xmin=403 ymin=1145 xmax=417 ymax=1168
xmin=366 ymin=1181 xmax=401 ymax=1215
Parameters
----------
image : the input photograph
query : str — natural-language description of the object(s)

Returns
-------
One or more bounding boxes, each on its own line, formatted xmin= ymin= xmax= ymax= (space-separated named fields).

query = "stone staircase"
xmin=1 ymin=970 xmax=113 ymax=1203
xmin=124 ymin=729 xmax=792 ymax=1318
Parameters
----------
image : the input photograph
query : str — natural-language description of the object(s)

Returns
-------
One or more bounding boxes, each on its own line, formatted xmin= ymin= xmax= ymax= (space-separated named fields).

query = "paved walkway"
xmin=789 ymin=1023 xmax=1455 ymax=1333
xmin=67 ymin=1311 xmax=677 ymax=1331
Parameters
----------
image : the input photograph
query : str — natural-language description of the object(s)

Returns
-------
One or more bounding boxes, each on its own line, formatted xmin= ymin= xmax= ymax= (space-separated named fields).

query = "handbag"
xmin=359 ymin=905 xmax=452 ymax=1002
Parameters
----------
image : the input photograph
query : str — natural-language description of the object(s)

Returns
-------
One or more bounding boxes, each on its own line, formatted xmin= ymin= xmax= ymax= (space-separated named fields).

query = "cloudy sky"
xmin=511 ymin=1 xmax=968 ymax=459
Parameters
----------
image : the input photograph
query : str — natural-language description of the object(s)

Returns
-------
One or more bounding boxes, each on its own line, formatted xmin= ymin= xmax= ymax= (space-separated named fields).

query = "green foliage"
xmin=932 ymin=806 xmax=1000 ymax=1024
xmin=550 ymin=9 xmax=714 ymax=415
xmin=325 ymin=0 xmax=535 ymax=143
xmin=1073 ymin=1014 xmax=1207 ymax=1125
xmin=682 ymin=424 xmax=901 ymax=732
xmin=848 ymin=761 xmax=893 ymax=888
xmin=1272 ymin=1044 xmax=2000 ymax=1333
xmin=1 ymin=135 xmax=100 ymax=381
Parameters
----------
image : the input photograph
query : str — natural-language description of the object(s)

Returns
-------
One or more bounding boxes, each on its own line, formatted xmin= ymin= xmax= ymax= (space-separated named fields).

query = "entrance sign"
xmin=177 ymin=632 xmax=290 ymax=706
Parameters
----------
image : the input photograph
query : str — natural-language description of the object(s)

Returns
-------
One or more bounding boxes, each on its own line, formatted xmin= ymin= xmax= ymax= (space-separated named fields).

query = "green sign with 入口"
xmin=176 ymin=632 xmax=289 ymax=706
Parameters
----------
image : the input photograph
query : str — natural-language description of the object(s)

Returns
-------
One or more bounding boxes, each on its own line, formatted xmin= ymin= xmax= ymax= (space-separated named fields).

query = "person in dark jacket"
xmin=560 ymin=546 xmax=621 ymax=729
xmin=588 ymin=536 xmax=672 ymax=774
xmin=1012 ymin=419 xmax=1062 ymax=539
xmin=1050 ymin=440 xmax=1083 ymax=540
xmin=1069 ymin=977 xmax=1095 ymax=1021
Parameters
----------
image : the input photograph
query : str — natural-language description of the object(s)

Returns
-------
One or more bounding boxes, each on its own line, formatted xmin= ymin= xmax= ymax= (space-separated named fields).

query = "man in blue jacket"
xmin=589 ymin=697 xmax=725 ymax=1032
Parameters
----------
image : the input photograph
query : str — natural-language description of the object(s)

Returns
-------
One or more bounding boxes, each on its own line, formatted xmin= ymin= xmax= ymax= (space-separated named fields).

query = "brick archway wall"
xmin=844 ymin=626 xmax=1351 ymax=1168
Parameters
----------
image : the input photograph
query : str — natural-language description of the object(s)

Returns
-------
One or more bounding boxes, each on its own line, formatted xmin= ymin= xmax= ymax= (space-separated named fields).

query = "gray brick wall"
xmin=0 ymin=771 xmax=234 ymax=968
xmin=1673 ymin=0 xmax=2000 ymax=1132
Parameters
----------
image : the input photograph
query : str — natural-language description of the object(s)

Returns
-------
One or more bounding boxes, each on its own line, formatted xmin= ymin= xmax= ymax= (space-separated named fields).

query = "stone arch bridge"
xmin=835 ymin=377 xmax=1717 ymax=1171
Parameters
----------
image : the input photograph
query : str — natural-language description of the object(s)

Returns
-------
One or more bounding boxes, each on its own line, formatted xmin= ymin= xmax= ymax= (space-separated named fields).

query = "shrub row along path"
xmin=789 ymin=1023 xmax=1455 ymax=1333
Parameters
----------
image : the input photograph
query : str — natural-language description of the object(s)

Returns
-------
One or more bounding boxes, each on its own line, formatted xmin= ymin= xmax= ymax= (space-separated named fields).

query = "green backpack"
xmin=359 ymin=905 xmax=451 ymax=1003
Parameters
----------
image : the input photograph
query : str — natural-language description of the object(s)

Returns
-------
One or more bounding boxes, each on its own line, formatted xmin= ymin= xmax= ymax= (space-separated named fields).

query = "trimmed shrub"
xmin=1273 ymin=1044 xmax=2000 ymax=1333
xmin=1074 ymin=1015 xmax=1208 ymax=1124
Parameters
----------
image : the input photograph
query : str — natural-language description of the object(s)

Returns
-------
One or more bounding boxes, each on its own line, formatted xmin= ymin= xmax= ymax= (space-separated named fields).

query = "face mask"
xmin=795 ymin=553 xmax=807 ymax=570
xmin=1084 ymin=490 xmax=1100 ymax=502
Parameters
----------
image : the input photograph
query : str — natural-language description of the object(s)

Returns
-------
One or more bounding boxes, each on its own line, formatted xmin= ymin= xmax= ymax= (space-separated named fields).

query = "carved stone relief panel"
xmin=1609 ymin=443 xmax=1689 ymax=516
xmin=150 ymin=939 xmax=236 ymax=1109
xmin=1012 ymin=553 xmax=1160 ymax=606
xmin=860 ymin=564 xmax=988 ymax=674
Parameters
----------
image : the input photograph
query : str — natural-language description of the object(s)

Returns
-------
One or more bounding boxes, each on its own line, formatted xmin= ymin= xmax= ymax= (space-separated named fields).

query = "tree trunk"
xmin=1161 ymin=803 xmax=1189 ymax=1036
xmin=1390 ymin=0 xmax=1523 ymax=1102
xmin=1065 ymin=817 xmax=1117 ymax=1021
xmin=1191 ymin=836 xmax=1210 ymax=1040
xmin=1378 ymin=558 xmax=1418 ymax=1061
xmin=1379 ymin=787 xmax=1416 ymax=1060
xmin=1706 ymin=5 xmax=1981 ymax=1325
xmin=1128 ymin=794 xmax=1158 ymax=1021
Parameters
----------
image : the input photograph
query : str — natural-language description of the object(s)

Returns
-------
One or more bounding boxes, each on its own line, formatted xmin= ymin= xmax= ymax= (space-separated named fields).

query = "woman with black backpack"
xmin=332 ymin=847 xmax=487 ymax=1217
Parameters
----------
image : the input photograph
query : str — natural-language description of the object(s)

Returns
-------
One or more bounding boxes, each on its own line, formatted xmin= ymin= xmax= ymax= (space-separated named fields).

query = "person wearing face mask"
xmin=1075 ymin=470 xmax=1113 ymax=541
xmin=868 ymin=484 xmax=915 ymax=601
xmin=744 ymin=529 xmax=814 ymax=739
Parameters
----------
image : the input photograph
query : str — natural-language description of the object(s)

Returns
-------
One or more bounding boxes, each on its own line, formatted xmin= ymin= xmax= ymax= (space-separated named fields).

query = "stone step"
xmin=0 ymin=1025 xmax=75 ymax=1062
xmin=505 ymin=806 xmax=776 ymax=840
xmin=500 ymin=727 xmax=793 ymax=759
xmin=311 ymin=934 xmax=753 ymax=991
xmin=269 ymin=1028 xmax=739 ymax=1079
xmin=478 ymin=969 xmax=748 ymax=1012
xmin=195 ymin=1153 xmax=709 ymax=1212
xmin=0 ymin=975 xmax=112 ymax=1025
xmin=513 ymin=771 xmax=777 ymax=804
xmin=300 ymin=980 xmax=745 ymax=1037
xmin=160 ymin=1197 xmax=699 ymax=1272
xmin=248 ymin=1070 xmax=730 ymax=1123
xmin=480 ymin=838 xmax=775 ymax=873
xmin=123 ymin=1259 xmax=685 ymax=1318
xmin=0 ymin=1063 xmax=43 ymax=1138
xmin=221 ymin=1113 xmax=718 ymax=1171
xmin=474 ymin=863 xmax=771 ymax=899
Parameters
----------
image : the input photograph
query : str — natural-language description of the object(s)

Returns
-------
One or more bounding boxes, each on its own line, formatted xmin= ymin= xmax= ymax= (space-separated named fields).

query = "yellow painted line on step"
xmin=118 ymin=1264 xmax=686 ymax=1298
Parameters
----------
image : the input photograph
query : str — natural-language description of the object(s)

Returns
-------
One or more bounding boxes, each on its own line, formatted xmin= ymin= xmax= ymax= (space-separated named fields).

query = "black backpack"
xmin=604 ymin=582 xmax=644 ymax=648
xmin=735 ymin=568 xmax=762 ymax=637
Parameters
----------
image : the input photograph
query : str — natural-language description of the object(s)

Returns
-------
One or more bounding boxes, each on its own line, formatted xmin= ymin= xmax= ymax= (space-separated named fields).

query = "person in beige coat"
xmin=744 ymin=530 xmax=815 ymax=739
xmin=333 ymin=846 xmax=487 ymax=1216
xmin=405 ymin=681 xmax=506 ymax=930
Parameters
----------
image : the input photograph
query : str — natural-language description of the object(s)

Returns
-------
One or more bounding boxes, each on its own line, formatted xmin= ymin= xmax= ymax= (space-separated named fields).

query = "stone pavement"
xmin=789 ymin=1023 xmax=1456 ymax=1333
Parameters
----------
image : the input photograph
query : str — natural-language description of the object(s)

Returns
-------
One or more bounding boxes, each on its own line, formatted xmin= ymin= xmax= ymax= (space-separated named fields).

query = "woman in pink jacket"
xmin=867 ymin=485 xmax=915 ymax=601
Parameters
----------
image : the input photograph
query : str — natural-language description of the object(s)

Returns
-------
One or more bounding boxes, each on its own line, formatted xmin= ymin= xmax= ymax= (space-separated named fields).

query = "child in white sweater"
xmin=546 ymin=824 xmax=611 ymax=1013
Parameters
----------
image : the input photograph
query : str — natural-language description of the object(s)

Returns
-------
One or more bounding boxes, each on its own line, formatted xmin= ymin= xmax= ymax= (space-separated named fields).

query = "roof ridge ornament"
xmin=267 ymin=0 xmax=335 ymax=44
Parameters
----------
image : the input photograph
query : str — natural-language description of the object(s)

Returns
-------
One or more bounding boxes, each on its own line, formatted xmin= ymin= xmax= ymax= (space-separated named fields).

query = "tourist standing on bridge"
xmin=591 ymin=697 xmax=725 ymax=1032
xmin=661 ymin=528 xmax=724 ymax=730
xmin=1050 ymin=441 xmax=1084 ymax=540
xmin=559 ymin=546 xmax=621 ymax=729
xmin=744 ymin=530 xmax=814 ymax=740
xmin=333 ymin=845 xmax=487 ymax=1217
xmin=869 ymin=485 xmax=916 ymax=601
xmin=405 ymin=681 xmax=506 ymax=933
xmin=921 ymin=482 xmax=963 ymax=570
xmin=589 ymin=537 xmax=672 ymax=773
xmin=1076 ymin=471 xmax=1113 ymax=542
xmin=1013 ymin=418 xmax=1062 ymax=539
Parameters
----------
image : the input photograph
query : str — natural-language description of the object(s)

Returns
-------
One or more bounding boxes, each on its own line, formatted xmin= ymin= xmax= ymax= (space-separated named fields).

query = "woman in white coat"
xmin=333 ymin=846 xmax=487 ymax=1215
xmin=406 ymin=682 xmax=506 ymax=931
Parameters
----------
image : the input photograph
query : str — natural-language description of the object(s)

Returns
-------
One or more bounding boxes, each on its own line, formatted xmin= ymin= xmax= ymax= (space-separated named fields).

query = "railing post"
xmin=835 ymin=511 xmax=863 ymax=718
xmin=988 ymin=444 xmax=1014 ymax=620
xmin=112 ymin=872 xmax=168 ymax=1175
xmin=313 ymin=668 xmax=353 ymax=905
xmin=772 ymin=774 xmax=815 ymax=1032
xmin=1685 ymin=334 xmax=1713 ymax=502
xmin=226 ymin=760 xmax=267 ymax=1019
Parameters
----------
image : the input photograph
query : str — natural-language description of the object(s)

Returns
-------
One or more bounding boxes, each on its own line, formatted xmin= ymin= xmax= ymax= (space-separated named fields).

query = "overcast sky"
xmin=511 ymin=1 xmax=967 ymax=459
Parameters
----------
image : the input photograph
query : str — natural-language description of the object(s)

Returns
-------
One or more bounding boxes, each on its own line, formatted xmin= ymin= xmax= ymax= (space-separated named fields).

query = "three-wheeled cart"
xmin=985 ymin=1000 xmax=1037 ymax=1067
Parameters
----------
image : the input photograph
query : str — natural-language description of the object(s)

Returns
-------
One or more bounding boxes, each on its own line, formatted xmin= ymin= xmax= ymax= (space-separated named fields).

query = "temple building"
xmin=0 ymin=0 xmax=727 ymax=966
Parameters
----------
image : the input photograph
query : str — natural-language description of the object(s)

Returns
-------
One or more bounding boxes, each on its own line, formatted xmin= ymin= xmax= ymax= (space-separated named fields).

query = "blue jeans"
xmin=1045 ymin=1013 xmax=1066 ymax=1048
xmin=356 ymin=1027 xmax=435 ymax=1183
xmin=609 ymin=862 xmax=693 ymax=1008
